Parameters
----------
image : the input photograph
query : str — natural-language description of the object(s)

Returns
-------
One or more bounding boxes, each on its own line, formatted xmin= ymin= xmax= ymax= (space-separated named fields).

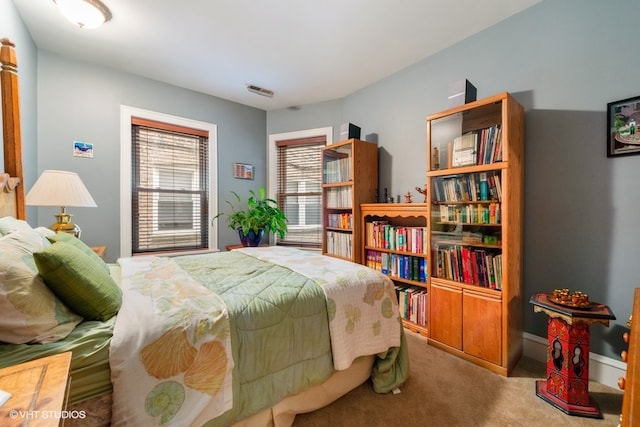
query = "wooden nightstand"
xmin=91 ymin=246 xmax=106 ymax=260
xmin=0 ymin=352 xmax=72 ymax=426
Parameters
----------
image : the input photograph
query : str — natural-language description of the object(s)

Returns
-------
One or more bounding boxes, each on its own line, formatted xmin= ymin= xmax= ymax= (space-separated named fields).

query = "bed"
xmin=0 ymin=38 xmax=408 ymax=426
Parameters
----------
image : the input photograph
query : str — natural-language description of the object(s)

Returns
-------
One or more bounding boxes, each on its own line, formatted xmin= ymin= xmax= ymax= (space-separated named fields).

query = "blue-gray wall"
xmin=268 ymin=0 xmax=640 ymax=359
xmin=35 ymin=52 xmax=266 ymax=258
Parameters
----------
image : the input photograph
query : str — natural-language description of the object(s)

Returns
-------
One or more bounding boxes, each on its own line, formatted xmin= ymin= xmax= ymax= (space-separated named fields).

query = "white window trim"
xmin=120 ymin=105 xmax=218 ymax=257
xmin=267 ymin=127 xmax=332 ymax=246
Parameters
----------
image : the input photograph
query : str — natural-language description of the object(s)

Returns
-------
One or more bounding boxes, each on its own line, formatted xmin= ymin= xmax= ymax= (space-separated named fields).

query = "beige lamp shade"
xmin=26 ymin=170 xmax=97 ymax=207
xmin=26 ymin=170 xmax=97 ymax=237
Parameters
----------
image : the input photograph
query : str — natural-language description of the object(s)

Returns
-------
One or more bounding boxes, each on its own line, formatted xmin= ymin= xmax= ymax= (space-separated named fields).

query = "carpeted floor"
xmin=293 ymin=330 xmax=623 ymax=427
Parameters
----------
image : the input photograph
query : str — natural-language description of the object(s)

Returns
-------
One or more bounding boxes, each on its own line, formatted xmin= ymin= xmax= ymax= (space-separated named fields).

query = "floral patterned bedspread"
xmin=110 ymin=256 xmax=234 ymax=426
xmin=109 ymin=247 xmax=406 ymax=426
xmin=236 ymin=246 xmax=402 ymax=370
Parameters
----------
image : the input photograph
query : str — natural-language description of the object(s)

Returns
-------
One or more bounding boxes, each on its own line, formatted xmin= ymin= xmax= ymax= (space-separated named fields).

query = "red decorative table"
xmin=530 ymin=293 xmax=616 ymax=418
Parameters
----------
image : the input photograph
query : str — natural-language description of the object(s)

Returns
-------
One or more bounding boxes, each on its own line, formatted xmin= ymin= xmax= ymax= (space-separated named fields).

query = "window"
xmin=275 ymin=135 xmax=326 ymax=247
xmin=157 ymin=168 xmax=195 ymax=231
xmin=120 ymin=107 xmax=217 ymax=257
xmin=131 ymin=117 xmax=209 ymax=254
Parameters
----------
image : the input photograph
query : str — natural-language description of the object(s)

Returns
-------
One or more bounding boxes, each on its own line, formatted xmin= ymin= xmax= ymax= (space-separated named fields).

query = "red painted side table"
xmin=530 ymin=293 xmax=616 ymax=418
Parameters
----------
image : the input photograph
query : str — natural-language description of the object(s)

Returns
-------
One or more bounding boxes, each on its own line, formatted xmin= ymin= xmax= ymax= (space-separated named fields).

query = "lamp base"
xmin=52 ymin=212 xmax=81 ymax=238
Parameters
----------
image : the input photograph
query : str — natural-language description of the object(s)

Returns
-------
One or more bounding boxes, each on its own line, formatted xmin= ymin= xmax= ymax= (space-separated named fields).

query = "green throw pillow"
xmin=34 ymin=242 xmax=122 ymax=321
xmin=46 ymin=232 xmax=110 ymax=274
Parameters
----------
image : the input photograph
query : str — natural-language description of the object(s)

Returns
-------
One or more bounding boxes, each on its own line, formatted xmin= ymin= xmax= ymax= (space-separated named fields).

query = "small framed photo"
xmin=233 ymin=162 xmax=254 ymax=180
xmin=73 ymin=141 xmax=94 ymax=158
xmin=607 ymin=95 xmax=640 ymax=157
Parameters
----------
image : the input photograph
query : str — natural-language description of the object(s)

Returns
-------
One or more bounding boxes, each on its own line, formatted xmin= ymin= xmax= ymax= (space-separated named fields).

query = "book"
xmin=461 ymin=247 xmax=473 ymax=284
xmin=451 ymin=133 xmax=478 ymax=167
xmin=479 ymin=173 xmax=489 ymax=201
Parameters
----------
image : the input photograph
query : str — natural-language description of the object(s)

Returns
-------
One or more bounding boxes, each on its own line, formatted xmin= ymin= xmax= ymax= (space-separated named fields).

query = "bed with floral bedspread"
xmin=110 ymin=246 xmax=407 ymax=426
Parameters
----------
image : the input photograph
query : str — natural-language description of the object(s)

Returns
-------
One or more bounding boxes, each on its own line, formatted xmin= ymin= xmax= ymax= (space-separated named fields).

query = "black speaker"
xmin=448 ymin=79 xmax=477 ymax=108
xmin=340 ymin=123 xmax=361 ymax=141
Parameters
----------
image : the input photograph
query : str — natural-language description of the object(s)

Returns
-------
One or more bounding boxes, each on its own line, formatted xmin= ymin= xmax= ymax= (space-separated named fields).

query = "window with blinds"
xmin=131 ymin=118 xmax=209 ymax=254
xmin=276 ymin=136 xmax=325 ymax=247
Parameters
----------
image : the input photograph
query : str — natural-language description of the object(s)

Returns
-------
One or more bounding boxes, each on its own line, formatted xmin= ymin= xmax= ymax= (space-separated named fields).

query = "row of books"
xmin=325 ymin=187 xmax=352 ymax=208
xmin=364 ymin=221 xmax=428 ymax=253
xmin=476 ymin=124 xmax=503 ymax=165
xmin=437 ymin=202 xmax=501 ymax=225
xmin=450 ymin=125 xmax=502 ymax=168
xmin=326 ymin=213 xmax=352 ymax=230
xmin=395 ymin=285 xmax=427 ymax=326
xmin=365 ymin=250 xmax=427 ymax=283
xmin=325 ymin=231 xmax=352 ymax=259
xmin=431 ymin=171 xmax=502 ymax=203
xmin=323 ymin=157 xmax=352 ymax=183
xmin=434 ymin=244 xmax=503 ymax=290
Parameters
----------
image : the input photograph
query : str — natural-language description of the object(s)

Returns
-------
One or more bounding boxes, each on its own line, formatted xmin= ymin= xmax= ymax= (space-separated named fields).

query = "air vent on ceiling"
xmin=247 ymin=84 xmax=274 ymax=98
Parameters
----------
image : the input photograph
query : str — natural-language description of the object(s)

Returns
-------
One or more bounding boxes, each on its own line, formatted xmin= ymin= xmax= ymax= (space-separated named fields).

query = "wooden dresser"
xmin=620 ymin=288 xmax=640 ymax=426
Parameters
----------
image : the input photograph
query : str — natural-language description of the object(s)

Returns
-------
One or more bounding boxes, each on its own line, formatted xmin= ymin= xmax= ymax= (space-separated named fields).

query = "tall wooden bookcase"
xmin=426 ymin=92 xmax=524 ymax=376
xmin=322 ymin=138 xmax=378 ymax=263
xmin=361 ymin=203 xmax=428 ymax=335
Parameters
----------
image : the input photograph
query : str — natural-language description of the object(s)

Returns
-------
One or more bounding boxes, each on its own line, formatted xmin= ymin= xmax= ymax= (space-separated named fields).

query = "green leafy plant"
xmin=214 ymin=187 xmax=288 ymax=238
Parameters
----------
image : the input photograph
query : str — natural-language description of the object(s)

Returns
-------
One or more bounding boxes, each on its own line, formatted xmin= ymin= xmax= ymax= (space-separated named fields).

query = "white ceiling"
xmin=13 ymin=0 xmax=542 ymax=111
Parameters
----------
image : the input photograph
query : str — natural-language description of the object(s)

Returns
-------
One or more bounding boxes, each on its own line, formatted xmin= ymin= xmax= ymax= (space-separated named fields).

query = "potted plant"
xmin=215 ymin=187 xmax=288 ymax=246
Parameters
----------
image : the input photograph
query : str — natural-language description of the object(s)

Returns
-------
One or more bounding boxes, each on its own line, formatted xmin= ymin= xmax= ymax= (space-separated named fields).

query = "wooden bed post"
xmin=0 ymin=38 xmax=25 ymax=219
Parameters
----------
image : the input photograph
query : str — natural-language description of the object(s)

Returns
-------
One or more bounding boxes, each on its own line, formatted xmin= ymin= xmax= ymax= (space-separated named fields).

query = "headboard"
xmin=0 ymin=38 xmax=25 ymax=220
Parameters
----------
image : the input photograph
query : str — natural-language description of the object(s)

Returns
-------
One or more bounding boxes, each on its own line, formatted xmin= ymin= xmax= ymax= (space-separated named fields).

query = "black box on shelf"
xmin=448 ymin=79 xmax=477 ymax=108
xmin=340 ymin=123 xmax=361 ymax=141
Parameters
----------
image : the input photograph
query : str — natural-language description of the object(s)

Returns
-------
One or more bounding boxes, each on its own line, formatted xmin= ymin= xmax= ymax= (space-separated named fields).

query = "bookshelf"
xmin=322 ymin=138 xmax=378 ymax=263
xmin=361 ymin=203 xmax=428 ymax=335
xmin=426 ymin=92 xmax=524 ymax=376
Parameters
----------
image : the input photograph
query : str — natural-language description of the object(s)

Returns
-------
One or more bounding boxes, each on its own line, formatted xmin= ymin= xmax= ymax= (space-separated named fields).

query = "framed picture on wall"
xmin=607 ymin=95 xmax=640 ymax=157
xmin=233 ymin=162 xmax=254 ymax=179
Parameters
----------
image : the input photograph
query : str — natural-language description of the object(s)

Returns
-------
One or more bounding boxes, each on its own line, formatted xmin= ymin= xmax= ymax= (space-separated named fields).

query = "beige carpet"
xmin=293 ymin=330 xmax=623 ymax=427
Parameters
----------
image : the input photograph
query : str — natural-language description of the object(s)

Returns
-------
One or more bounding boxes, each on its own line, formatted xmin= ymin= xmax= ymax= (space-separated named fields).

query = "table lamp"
xmin=26 ymin=170 xmax=97 ymax=238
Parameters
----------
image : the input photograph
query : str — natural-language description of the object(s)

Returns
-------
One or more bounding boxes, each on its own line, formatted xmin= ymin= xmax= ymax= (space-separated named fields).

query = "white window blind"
xmin=131 ymin=117 xmax=209 ymax=254
xmin=276 ymin=136 xmax=324 ymax=247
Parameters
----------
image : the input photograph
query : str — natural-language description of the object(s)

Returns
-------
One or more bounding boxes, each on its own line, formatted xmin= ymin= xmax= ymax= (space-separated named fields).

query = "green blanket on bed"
xmin=175 ymin=251 xmax=335 ymax=426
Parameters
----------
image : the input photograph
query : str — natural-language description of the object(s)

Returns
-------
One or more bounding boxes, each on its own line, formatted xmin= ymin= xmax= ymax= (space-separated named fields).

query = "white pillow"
xmin=0 ymin=228 xmax=82 ymax=344
xmin=0 ymin=216 xmax=33 ymax=236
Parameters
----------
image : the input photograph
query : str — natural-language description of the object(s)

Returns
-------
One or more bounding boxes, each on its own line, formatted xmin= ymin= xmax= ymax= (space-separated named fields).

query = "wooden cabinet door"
xmin=429 ymin=282 xmax=462 ymax=350
xmin=463 ymin=290 xmax=502 ymax=365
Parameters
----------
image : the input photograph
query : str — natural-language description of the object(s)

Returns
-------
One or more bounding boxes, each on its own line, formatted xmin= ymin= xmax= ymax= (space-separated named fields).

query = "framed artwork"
xmin=233 ymin=162 xmax=254 ymax=180
xmin=73 ymin=141 xmax=94 ymax=158
xmin=607 ymin=95 xmax=640 ymax=157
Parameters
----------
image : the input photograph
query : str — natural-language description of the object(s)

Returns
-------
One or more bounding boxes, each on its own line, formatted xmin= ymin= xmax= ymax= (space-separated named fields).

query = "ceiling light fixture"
xmin=247 ymin=84 xmax=274 ymax=98
xmin=53 ymin=0 xmax=112 ymax=29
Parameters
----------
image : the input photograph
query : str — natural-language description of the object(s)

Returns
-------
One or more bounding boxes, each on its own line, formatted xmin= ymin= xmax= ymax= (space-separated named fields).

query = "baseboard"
xmin=523 ymin=332 xmax=626 ymax=390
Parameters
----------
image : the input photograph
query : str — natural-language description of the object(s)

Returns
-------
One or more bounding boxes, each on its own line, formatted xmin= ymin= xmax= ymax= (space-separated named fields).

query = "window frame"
xmin=268 ymin=127 xmax=332 ymax=248
xmin=120 ymin=106 xmax=218 ymax=257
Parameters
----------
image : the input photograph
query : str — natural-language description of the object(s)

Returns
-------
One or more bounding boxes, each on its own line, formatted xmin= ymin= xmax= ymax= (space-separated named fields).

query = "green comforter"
xmin=175 ymin=251 xmax=335 ymax=426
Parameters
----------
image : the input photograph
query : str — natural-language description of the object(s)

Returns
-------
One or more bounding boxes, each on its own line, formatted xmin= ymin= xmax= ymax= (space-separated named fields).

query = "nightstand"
xmin=0 ymin=352 xmax=72 ymax=426
xmin=91 ymin=245 xmax=106 ymax=260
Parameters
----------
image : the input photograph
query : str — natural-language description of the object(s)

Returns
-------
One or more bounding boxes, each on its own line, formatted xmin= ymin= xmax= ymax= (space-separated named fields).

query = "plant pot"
xmin=238 ymin=228 xmax=264 ymax=247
